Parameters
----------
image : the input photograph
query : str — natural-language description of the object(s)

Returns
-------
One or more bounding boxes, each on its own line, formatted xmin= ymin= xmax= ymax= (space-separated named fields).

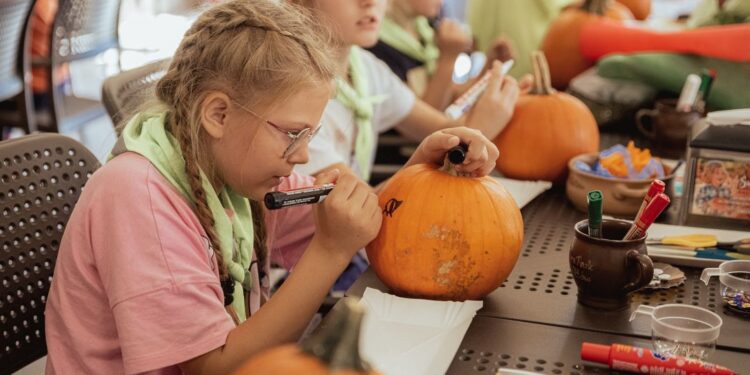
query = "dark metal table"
xmin=345 ymin=189 xmax=750 ymax=374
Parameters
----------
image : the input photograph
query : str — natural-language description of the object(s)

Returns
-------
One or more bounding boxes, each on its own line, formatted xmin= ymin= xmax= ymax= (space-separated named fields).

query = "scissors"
xmin=646 ymin=234 xmax=750 ymax=254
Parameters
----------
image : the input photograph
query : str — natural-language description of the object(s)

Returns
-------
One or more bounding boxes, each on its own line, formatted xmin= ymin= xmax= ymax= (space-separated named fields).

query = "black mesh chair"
xmin=33 ymin=0 xmax=122 ymax=133
xmin=0 ymin=0 xmax=37 ymax=137
xmin=101 ymin=59 xmax=169 ymax=126
xmin=0 ymin=133 xmax=99 ymax=374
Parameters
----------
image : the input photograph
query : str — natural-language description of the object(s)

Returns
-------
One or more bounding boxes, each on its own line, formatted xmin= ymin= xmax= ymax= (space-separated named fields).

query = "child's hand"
xmin=486 ymin=36 xmax=514 ymax=64
xmin=405 ymin=127 xmax=500 ymax=177
xmin=518 ymin=74 xmax=534 ymax=94
xmin=311 ymin=170 xmax=382 ymax=262
xmin=436 ymin=20 xmax=472 ymax=58
xmin=465 ymin=60 xmax=519 ymax=139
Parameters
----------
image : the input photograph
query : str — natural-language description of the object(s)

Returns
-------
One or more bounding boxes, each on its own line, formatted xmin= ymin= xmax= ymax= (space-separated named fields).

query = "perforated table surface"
xmin=345 ymin=189 xmax=750 ymax=374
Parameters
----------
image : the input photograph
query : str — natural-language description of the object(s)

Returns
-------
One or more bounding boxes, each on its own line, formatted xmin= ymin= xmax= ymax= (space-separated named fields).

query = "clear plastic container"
xmin=701 ymin=260 xmax=750 ymax=315
xmin=630 ymin=304 xmax=723 ymax=361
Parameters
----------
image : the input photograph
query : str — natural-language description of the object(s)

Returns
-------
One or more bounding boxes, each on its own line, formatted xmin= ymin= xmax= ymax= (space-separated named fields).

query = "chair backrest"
xmin=101 ymin=59 xmax=169 ymax=126
xmin=0 ymin=133 xmax=99 ymax=374
xmin=0 ymin=0 xmax=35 ymax=101
xmin=51 ymin=0 xmax=121 ymax=63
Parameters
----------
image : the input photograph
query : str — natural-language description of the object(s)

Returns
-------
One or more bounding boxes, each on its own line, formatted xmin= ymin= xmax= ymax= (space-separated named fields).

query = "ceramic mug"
xmin=570 ymin=219 xmax=654 ymax=310
xmin=636 ymin=99 xmax=702 ymax=158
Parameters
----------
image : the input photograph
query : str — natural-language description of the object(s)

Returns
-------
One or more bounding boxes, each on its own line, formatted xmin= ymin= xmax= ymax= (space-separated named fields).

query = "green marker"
xmin=587 ymin=190 xmax=603 ymax=238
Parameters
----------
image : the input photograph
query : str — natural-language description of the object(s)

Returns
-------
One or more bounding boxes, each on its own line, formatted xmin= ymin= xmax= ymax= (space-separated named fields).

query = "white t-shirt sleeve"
xmin=364 ymin=50 xmax=417 ymax=133
xmin=294 ymin=105 xmax=348 ymax=176
xmin=293 ymin=49 xmax=417 ymax=178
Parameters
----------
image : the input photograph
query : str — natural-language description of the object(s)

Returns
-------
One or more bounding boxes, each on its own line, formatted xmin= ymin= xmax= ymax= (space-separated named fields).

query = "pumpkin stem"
xmin=530 ymin=51 xmax=556 ymax=95
xmin=300 ymin=298 xmax=372 ymax=372
xmin=439 ymin=154 xmax=459 ymax=175
xmin=582 ymin=0 xmax=609 ymax=15
xmin=439 ymin=144 xmax=472 ymax=176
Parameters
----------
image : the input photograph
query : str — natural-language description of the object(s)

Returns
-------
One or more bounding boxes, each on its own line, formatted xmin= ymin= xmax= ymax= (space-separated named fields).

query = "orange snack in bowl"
xmin=627 ymin=141 xmax=652 ymax=173
xmin=600 ymin=152 xmax=629 ymax=178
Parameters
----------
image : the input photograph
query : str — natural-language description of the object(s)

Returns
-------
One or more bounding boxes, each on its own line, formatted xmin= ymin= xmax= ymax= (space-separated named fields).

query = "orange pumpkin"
xmin=542 ymin=0 xmax=633 ymax=89
xmin=233 ymin=299 xmax=379 ymax=375
xmin=618 ymin=0 xmax=651 ymax=20
xmin=366 ymin=155 xmax=524 ymax=301
xmin=494 ymin=51 xmax=600 ymax=183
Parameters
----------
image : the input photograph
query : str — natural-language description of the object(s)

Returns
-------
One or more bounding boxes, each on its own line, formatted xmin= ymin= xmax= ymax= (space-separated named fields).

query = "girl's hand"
xmin=405 ymin=127 xmax=500 ymax=178
xmin=310 ymin=170 xmax=381 ymax=263
xmin=486 ymin=36 xmax=514 ymax=64
xmin=465 ymin=61 xmax=520 ymax=139
xmin=518 ymin=74 xmax=534 ymax=94
xmin=436 ymin=20 xmax=472 ymax=58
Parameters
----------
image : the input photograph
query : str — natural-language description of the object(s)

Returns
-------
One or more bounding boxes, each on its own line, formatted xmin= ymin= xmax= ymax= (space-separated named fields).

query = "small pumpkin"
xmin=366 ymin=151 xmax=524 ymax=301
xmin=494 ymin=51 xmax=600 ymax=183
xmin=618 ymin=0 xmax=651 ymax=20
xmin=232 ymin=299 xmax=379 ymax=375
xmin=541 ymin=0 xmax=633 ymax=89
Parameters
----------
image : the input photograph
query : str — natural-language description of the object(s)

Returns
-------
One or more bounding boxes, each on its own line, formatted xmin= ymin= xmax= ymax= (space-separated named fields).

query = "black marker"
xmin=447 ymin=143 xmax=468 ymax=164
xmin=264 ymin=183 xmax=335 ymax=210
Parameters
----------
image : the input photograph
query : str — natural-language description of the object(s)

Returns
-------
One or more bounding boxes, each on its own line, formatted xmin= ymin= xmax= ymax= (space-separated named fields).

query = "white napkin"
xmin=707 ymin=108 xmax=750 ymax=125
xmin=358 ymin=288 xmax=483 ymax=375
xmin=493 ymin=177 xmax=552 ymax=209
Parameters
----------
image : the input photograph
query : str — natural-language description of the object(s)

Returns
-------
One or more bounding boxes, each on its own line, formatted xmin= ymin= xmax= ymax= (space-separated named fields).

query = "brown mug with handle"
xmin=636 ymin=99 xmax=702 ymax=159
xmin=570 ymin=218 xmax=654 ymax=310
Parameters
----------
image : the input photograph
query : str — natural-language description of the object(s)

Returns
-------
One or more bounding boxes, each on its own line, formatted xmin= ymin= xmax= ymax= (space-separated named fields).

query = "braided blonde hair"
xmin=153 ymin=0 xmax=337 ymax=276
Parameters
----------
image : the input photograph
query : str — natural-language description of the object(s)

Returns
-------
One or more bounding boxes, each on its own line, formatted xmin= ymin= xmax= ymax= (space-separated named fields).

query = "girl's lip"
xmin=356 ymin=15 xmax=379 ymax=28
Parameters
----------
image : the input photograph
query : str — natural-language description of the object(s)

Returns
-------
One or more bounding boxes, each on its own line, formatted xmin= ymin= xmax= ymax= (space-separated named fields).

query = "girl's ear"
xmin=201 ymin=91 xmax=231 ymax=139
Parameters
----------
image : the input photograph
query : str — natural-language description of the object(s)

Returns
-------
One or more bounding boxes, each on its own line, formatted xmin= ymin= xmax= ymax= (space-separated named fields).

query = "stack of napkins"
xmin=492 ymin=177 xmax=552 ymax=209
xmin=358 ymin=288 xmax=483 ymax=375
xmin=707 ymin=108 xmax=750 ymax=125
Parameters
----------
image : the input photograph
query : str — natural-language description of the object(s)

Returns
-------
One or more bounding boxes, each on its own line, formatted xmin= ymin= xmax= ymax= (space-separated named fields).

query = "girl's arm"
xmin=420 ymin=55 xmax=459 ymax=110
xmin=421 ymin=20 xmax=472 ymax=110
xmin=179 ymin=172 xmax=381 ymax=375
xmin=394 ymin=60 xmax=520 ymax=141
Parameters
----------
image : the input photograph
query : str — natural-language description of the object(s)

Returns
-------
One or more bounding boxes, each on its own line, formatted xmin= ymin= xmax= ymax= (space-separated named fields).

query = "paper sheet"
xmin=493 ymin=177 xmax=552 ymax=209
xmin=359 ymin=288 xmax=483 ymax=375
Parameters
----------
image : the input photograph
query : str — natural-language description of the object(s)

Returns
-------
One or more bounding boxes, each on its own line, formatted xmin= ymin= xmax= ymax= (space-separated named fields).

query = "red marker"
xmin=623 ymin=193 xmax=670 ymax=240
xmin=582 ymin=343 xmax=737 ymax=375
xmin=634 ymin=180 xmax=665 ymax=223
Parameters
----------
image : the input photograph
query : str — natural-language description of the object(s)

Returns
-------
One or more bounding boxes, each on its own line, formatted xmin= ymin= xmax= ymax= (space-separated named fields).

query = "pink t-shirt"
xmin=45 ymin=153 xmax=315 ymax=374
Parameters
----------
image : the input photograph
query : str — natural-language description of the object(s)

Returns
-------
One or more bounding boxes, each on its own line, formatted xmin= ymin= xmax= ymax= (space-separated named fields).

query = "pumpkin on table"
xmin=493 ymin=51 xmax=600 ymax=183
xmin=366 ymin=149 xmax=524 ymax=301
xmin=232 ymin=299 xmax=379 ymax=375
xmin=542 ymin=0 xmax=633 ymax=89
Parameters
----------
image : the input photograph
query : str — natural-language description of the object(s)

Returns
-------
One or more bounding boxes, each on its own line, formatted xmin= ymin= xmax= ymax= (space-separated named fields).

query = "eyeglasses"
xmin=231 ymin=99 xmax=322 ymax=159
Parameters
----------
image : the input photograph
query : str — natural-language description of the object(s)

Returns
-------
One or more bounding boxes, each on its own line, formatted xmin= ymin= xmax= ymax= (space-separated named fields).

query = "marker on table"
xmin=581 ymin=342 xmax=737 ymax=375
xmin=264 ymin=183 xmax=335 ymax=210
xmin=444 ymin=59 xmax=515 ymax=120
xmin=623 ymin=193 xmax=670 ymax=240
xmin=676 ymin=73 xmax=701 ymax=112
xmin=587 ymin=190 xmax=603 ymax=238
xmin=634 ymin=180 xmax=665 ymax=223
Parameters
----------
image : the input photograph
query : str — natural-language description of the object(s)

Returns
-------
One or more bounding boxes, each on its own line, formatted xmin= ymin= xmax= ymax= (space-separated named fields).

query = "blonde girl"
xmin=44 ymin=1 xmax=500 ymax=374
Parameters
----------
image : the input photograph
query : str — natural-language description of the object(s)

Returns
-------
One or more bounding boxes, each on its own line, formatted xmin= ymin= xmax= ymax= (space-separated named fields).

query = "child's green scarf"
xmin=112 ymin=112 xmax=254 ymax=321
xmin=380 ymin=15 xmax=439 ymax=74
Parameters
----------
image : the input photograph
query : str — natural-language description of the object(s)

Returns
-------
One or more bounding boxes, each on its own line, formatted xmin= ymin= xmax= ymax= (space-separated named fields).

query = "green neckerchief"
xmin=379 ymin=15 xmax=439 ymax=74
xmin=335 ymin=46 xmax=387 ymax=180
xmin=111 ymin=112 xmax=253 ymax=320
